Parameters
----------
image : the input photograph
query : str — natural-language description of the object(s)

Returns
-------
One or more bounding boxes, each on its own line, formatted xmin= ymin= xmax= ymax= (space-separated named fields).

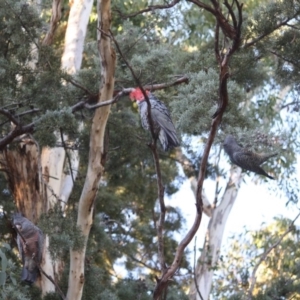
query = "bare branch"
xmin=114 ymin=0 xmax=181 ymax=19
xmin=106 ymin=29 xmax=158 ymax=143
xmin=65 ymin=78 xmax=95 ymax=96
xmin=149 ymin=142 xmax=166 ymax=272
xmin=38 ymin=265 xmax=66 ymax=300
xmin=0 ymin=108 xmax=40 ymax=127
xmin=247 ymin=211 xmax=300 ymax=299
xmin=268 ymin=49 xmax=300 ymax=68
xmin=42 ymin=0 xmax=62 ymax=46
xmin=0 ymin=122 xmax=35 ymax=150
xmin=59 ymin=128 xmax=75 ymax=184
xmin=214 ymin=23 xmax=221 ymax=64
xmin=0 ymin=109 xmax=20 ymax=126
xmin=105 ymin=28 xmax=169 ymax=274
xmin=244 ymin=14 xmax=299 ymax=48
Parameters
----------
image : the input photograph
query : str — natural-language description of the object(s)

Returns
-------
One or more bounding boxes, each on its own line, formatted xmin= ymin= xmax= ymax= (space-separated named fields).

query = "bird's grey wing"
xmin=37 ymin=229 xmax=44 ymax=263
xmin=232 ymin=151 xmax=255 ymax=170
xmin=16 ymin=235 xmax=25 ymax=264
xmin=138 ymin=101 xmax=150 ymax=130
xmin=150 ymin=99 xmax=179 ymax=145
xmin=139 ymin=98 xmax=176 ymax=131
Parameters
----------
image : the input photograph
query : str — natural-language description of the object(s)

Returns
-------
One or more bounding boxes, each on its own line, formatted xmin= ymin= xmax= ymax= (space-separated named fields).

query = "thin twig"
xmin=150 ymin=142 xmax=166 ymax=272
xmin=106 ymin=29 xmax=157 ymax=141
xmin=114 ymin=0 xmax=181 ymax=19
xmin=0 ymin=108 xmax=40 ymax=128
xmin=38 ymin=265 xmax=66 ymax=300
xmin=244 ymin=14 xmax=299 ymax=48
xmin=106 ymin=28 xmax=168 ymax=272
xmin=65 ymin=78 xmax=95 ymax=96
xmin=59 ymin=128 xmax=75 ymax=184
xmin=0 ymin=109 xmax=20 ymax=126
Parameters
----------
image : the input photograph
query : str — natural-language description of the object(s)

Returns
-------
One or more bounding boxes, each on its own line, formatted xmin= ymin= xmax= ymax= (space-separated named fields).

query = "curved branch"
xmin=244 ymin=14 xmax=299 ymax=48
xmin=0 ymin=122 xmax=35 ymax=150
xmin=114 ymin=0 xmax=181 ymax=18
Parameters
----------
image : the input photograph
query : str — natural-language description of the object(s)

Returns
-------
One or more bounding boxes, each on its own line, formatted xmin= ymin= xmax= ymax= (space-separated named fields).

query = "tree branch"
xmin=59 ymin=128 xmax=75 ymax=184
xmin=106 ymin=27 xmax=169 ymax=275
xmin=114 ymin=0 xmax=181 ymax=19
xmin=247 ymin=211 xmax=300 ymax=299
xmin=150 ymin=142 xmax=166 ymax=272
xmin=38 ymin=265 xmax=66 ymax=300
xmin=244 ymin=14 xmax=299 ymax=48
xmin=0 ymin=122 xmax=35 ymax=150
xmin=42 ymin=0 xmax=62 ymax=46
xmin=106 ymin=29 xmax=157 ymax=142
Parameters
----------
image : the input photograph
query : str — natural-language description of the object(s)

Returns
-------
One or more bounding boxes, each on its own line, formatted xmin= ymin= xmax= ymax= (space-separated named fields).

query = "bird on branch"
xmin=130 ymin=88 xmax=180 ymax=151
xmin=12 ymin=213 xmax=44 ymax=284
xmin=223 ymin=135 xmax=277 ymax=179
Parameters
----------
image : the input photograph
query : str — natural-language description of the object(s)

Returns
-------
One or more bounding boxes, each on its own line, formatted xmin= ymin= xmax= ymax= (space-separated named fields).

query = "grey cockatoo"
xmin=12 ymin=213 xmax=44 ymax=284
xmin=223 ymin=135 xmax=277 ymax=179
xmin=130 ymin=88 xmax=180 ymax=151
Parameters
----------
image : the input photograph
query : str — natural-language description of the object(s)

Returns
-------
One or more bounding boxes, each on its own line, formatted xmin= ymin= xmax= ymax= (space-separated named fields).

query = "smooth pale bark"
xmin=61 ymin=0 xmax=94 ymax=73
xmin=189 ymin=167 xmax=243 ymax=300
xmin=66 ymin=0 xmax=116 ymax=299
xmin=38 ymin=0 xmax=93 ymax=292
xmin=43 ymin=0 xmax=94 ymax=209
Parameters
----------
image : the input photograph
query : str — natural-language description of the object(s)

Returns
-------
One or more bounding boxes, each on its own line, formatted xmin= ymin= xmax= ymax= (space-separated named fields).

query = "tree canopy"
xmin=0 ymin=0 xmax=300 ymax=299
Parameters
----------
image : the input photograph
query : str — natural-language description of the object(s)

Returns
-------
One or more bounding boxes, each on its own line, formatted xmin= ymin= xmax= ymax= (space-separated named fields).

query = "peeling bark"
xmin=2 ymin=140 xmax=46 ymax=223
xmin=66 ymin=0 xmax=116 ymax=298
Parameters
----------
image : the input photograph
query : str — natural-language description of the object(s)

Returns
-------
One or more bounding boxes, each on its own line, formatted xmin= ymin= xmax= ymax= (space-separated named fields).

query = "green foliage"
xmin=213 ymin=218 xmax=300 ymax=299
xmin=0 ymin=241 xmax=42 ymax=300
xmin=39 ymin=205 xmax=85 ymax=260
xmin=1 ymin=0 xmax=300 ymax=299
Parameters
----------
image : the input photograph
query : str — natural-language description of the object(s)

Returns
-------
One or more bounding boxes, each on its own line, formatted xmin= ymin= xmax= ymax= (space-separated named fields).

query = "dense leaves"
xmin=1 ymin=0 xmax=300 ymax=299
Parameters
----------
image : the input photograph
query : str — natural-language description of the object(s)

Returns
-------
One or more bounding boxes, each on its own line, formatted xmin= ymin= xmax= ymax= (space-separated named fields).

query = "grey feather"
xmin=12 ymin=213 xmax=44 ymax=284
xmin=223 ymin=135 xmax=277 ymax=179
xmin=138 ymin=93 xmax=180 ymax=151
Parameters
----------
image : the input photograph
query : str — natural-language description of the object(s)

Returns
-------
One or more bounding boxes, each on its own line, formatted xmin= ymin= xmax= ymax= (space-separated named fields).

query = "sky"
xmin=168 ymin=170 xmax=300 ymax=266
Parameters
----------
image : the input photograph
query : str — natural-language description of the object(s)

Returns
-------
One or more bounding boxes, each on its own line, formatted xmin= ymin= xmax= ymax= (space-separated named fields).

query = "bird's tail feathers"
xmin=21 ymin=267 xmax=38 ymax=284
xmin=159 ymin=130 xmax=180 ymax=151
xmin=260 ymin=152 xmax=278 ymax=164
xmin=256 ymin=166 xmax=275 ymax=180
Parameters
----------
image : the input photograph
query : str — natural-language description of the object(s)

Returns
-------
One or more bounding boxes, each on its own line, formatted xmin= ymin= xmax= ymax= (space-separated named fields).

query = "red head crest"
xmin=129 ymin=88 xmax=150 ymax=102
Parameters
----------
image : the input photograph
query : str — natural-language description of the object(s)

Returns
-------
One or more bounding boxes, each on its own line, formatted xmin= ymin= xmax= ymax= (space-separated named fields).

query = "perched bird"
xmin=12 ymin=213 xmax=44 ymax=284
xmin=129 ymin=88 xmax=180 ymax=151
xmin=223 ymin=135 xmax=277 ymax=179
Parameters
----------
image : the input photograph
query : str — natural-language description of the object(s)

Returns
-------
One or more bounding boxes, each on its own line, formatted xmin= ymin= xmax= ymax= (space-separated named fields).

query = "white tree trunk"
xmin=66 ymin=0 xmax=116 ymax=298
xmin=39 ymin=0 xmax=93 ymax=293
xmin=61 ymin=0 xmax=94 ymax=73
xmin=189 ymin=167 xmax=243 ymax=300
